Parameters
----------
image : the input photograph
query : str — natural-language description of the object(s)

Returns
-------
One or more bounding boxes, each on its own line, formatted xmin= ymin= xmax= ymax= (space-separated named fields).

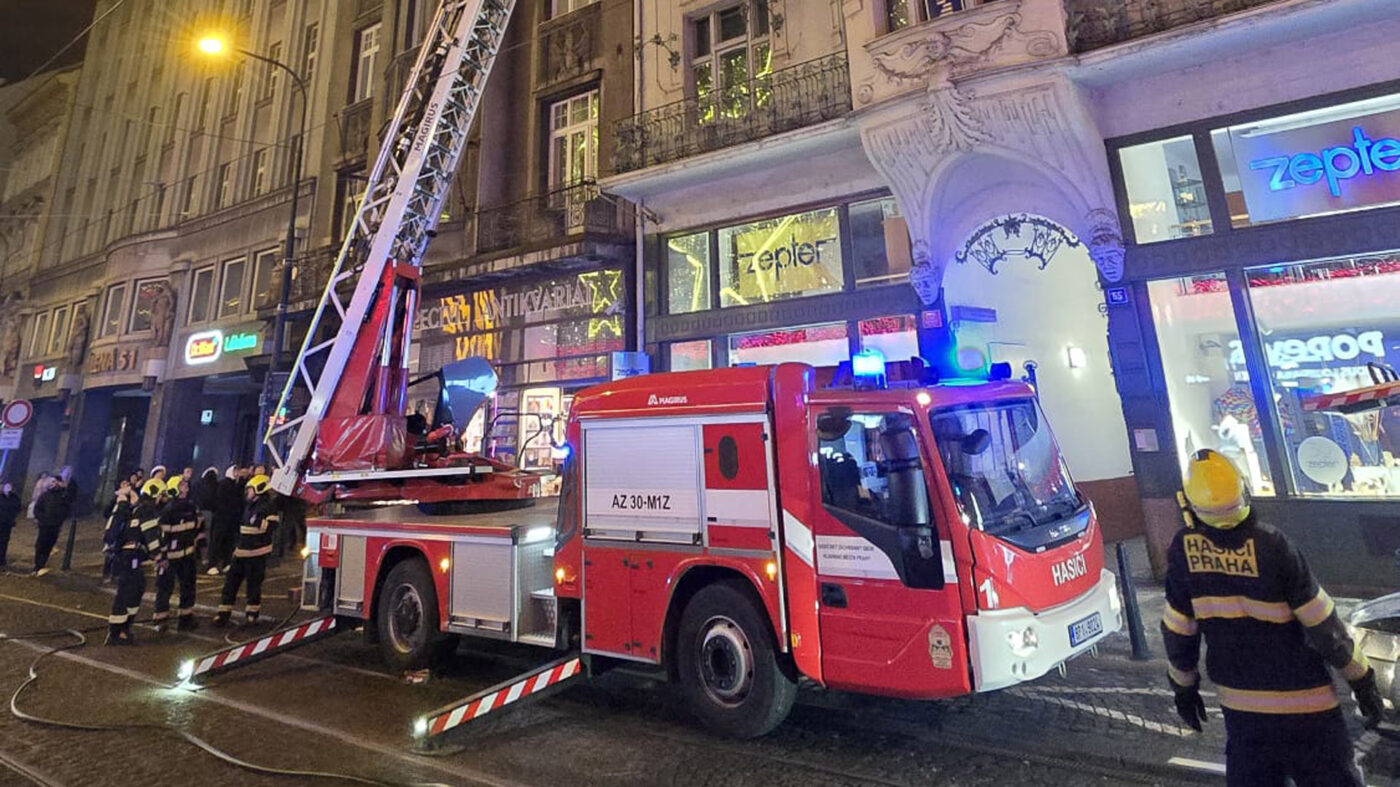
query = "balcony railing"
xmin=475 ymin=182 xmax=634 ymax=256
xmin=1066 ymin=0 xmax=1288 ymax=52
xmin=613 ymin=52 xmax=851 ymax=174
xmin=539 ymin=2 xmax=602 ymax=87
xmin=255 ymin=246 xmax=337 ymax=311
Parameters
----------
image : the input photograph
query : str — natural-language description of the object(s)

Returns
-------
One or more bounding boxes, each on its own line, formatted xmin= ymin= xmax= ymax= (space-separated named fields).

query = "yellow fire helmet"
xmin=166 ymin=476 xmax=184 ymax=495
xmin=247 ymin=474 xmax=271 ymax=495
xmin=1183 ymin=449 xmax=1251 ymax=529
xmin=141 ymin=479 xmax=167 ymax=498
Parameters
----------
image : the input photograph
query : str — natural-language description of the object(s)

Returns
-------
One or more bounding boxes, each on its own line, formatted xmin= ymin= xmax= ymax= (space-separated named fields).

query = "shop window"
xmin=100 ymin=284 xmax=126 ymax=338
xmin=670 ymin=340 xmax=712 ymax=372
xmin=691 ymin=1 xmax=771 ymax=125
xmin=728 ymin=322 xmax=849 ymax=367
xmin=859 ymin=315 xmax=919 ymax=362
xmin=29 ymin=311 xmax=49 ymax=358
xmin=188 ymin=266 xmax=214 ymax=324
xmin=1147 ymin=273 xmax=1274 ymax=496
xmin=666 ymin=232 xmax=711 ymax=314
xmin=219 ymin=258 xmax=247 ymax=319
xmin=1212 ymin=92 xmax=1400 ymax=229
xmin=718 ymin=207 xmax=844 ymax=307
xmin=47 ymin=306 xmax=69 ymax=356
xmin=128 ymin=278 xmax=169 ymax=333
xmin=1246 ymin=254 xmax=1400 ymax=498
xmin=252 ymin=249 xmax=278 ymax=306
xmin=1119 ymin=136 xmax=1213 ymax=243
xmin=850 ymin=197 xmax=911 ymax=287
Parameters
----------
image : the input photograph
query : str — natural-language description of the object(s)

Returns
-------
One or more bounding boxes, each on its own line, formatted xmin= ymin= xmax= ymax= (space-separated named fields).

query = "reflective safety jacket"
xmin=158 ymin=497 xmax=201 ymax=560
xmin=1162 ymin=514 xmax=1369 ymax=715
xmin=234 ymin=496 xmax=279 ymax=559
xmin=122 ymin=497 xmax=164 ymax=561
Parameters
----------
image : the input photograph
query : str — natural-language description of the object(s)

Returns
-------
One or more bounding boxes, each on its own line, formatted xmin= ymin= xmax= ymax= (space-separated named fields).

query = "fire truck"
xmin=175 ymin=0 xmax=1122 ymax=741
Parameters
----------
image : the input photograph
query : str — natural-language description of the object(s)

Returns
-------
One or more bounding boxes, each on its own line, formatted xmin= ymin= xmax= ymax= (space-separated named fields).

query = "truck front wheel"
xmin=376 ymin=559 xmax=458 ymax=672
xmin=675 ymin=580 xmax=796 ymax=738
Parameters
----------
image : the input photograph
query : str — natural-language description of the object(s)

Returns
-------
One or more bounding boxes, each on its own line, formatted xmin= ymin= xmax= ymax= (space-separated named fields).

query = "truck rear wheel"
xmin=675 ymin=580 xmax=796 ymax=738
xmin=376 ymin=559 xmax=457 ymax=672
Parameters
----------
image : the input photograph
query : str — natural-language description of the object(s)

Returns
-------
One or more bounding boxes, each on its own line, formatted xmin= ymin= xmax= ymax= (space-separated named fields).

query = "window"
xmin=1147 ymin=273 xmax=1274 ymax=496
xmin=29 ymin=311 xmax=49 ymax=357
xmin=252 ymin=248 xmax=278 ymax=305
xmin=547 ymin=91 xmax=599 ymax=192
xmin=302 ymin=24 xmax=320 ymax=82
xmin=691 ymin=2 xmax=771 ymax=124
xmin=717 ymin=207 xmax=843 ymax=306
xmin=47 ymin=306 xmax=69 ymax=355
xmin=859 ymin=315 xmax=919 ymax=362
xmin=181 ymin=175 xmax=199 ymax=216
xmin=336 ymin=171 xmax=367 ymax=236
xmin=816 ymin=409 xmax=937 ymax=582
xmin=252 ymin=148 xmax=268 ymax=195
xmin=262 ymin=42 xmax=282 ymax=100
xmin=1118 ymin=136 xmax=1214 ymax=243
xmin=669 ymin=340 xmax=712 ymax=372
xmin=219 ymin=258 xmax=247 ymax=318
xmin=128 ymin=278 xmax=168 ymax=333
xmin=197 ymin=77 xmax=215 ymax=130
xmin=552 ymin=0 xmax=598 ymax=17
xmin=100 ymin=284 xmax=127 ymax=338
xmin=188 ymin=266 xmax=214 ymax=323
xmin=886 ymin=0 xmax=913 ymax=32
xmin=850 ymin=197 xmax=911 ymax=287
xmin=1245 ymin=254 xmax=1400 ymax=498
xmin=227 ymin=62 xmax=244 ymax=116
xmin=728 ymin=322 xmax=849 ymax=367
xmin=404 ymin=0 xmax=432 ymax=47
xmin=887 ymin=0 xmax=981 ymax=29
xmin=666 ymin=232 xmax=711 ymax=314
xmin=351 ymin=24 xmax=381 ymax=103
xmin=151 ymin=184 xmax=167 ymax=229
xmin=214 ymin=163 xmax=233 ymax=209
xmin=167 ymin=92 xmax=185 ymax=145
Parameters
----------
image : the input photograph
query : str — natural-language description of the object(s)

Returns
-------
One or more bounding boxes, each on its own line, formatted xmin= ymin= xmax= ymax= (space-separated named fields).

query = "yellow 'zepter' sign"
xmin=1183 ymin=534 xmax=1259 ymax=577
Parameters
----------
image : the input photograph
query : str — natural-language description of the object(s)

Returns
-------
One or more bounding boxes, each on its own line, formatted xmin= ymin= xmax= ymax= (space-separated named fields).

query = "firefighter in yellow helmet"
xmin=1164 ymin=449 xmax=1383 ymax=786
xmin=152 ymin=475 xmax=201 ymax=632
xmin=214 ymin=474 xmax=278 ymax=627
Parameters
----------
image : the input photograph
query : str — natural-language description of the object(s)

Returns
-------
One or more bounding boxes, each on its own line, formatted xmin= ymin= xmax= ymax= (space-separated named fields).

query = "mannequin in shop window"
xmin=1211 ymin=385 xmax=1268 ymax=493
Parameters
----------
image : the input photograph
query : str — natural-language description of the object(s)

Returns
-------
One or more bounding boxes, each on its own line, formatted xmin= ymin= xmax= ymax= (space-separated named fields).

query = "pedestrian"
xmin=153 ymin=476 xmax=201 ymax=632
xmin=0 ymin=481 xmax=21 ymax=569
xmin=215 ymin=473 xmax=278 ymax=627
xmin=195 ymin=466 xmax=219 ymax=569
xmin=209 ymin=465 xmax=243 ymax=575
xmin=1164 ymin=449 xmax=1384 ymax=787
xmin=105 ymin=483 xmax=161 ymax=646
xmin=31 ymin=474 xmax=70 ymax=575
xmin=57 ymin=465 xmax=78 ymax=517
xmin=181 ymin=466 xmax=194 ymax=484
xmin=26 ymin=471 xmax=52 ymax=521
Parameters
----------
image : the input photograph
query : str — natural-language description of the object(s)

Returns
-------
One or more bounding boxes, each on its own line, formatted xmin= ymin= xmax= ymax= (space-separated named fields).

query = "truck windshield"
xmin=929 ymin=399 xmax=1081 ymax=535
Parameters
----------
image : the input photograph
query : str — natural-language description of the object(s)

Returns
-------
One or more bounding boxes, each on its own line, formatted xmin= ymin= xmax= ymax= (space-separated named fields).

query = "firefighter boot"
xmin=105 ymin=623 xmax=134 ymax=646
xmin=244 ymin=611 xmax=259 ymax=626
xmin=153 ymin=617 xmax=169 ymax=635
xmin=212 ymin=611 xmax=231 ymax=628
xmin=177 ymin=615 xmax=198 ymax=632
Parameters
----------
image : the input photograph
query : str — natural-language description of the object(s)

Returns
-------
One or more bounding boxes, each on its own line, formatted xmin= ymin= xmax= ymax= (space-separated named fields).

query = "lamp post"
xmin=198 ymin=36 xmax=307 ymax=464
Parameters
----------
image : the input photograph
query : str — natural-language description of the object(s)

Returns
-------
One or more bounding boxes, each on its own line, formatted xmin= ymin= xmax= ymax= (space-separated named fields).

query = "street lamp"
xmin=196 ymin=34 xmax=307 ymax=464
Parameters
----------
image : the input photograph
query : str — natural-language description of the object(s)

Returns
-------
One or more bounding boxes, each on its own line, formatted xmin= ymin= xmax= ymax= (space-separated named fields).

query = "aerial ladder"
xmin=179 ymin=0 xmax=534 ymax=686
xmin=262 ymin=0 xmax=532 ymax=505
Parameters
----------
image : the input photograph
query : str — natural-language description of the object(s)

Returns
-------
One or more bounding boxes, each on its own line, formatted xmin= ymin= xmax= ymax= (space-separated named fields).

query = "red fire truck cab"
xmin=304 ymin=361 xmax=1122 ymax=737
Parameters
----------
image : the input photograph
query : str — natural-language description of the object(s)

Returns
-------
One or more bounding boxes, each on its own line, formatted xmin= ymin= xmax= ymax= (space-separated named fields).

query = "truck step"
xmin=416 ymin=652 xmax=584 ymax=740
xmin=177 ymin=616 xmax=342 ymax=683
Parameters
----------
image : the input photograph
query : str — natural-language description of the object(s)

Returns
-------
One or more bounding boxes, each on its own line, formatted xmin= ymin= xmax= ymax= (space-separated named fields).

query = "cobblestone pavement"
xmin=0 ymin=524 xmax=1388 ymax=785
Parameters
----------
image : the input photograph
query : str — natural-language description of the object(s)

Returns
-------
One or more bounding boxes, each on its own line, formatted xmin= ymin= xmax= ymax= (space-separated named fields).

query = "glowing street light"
xmin=196 ymin=35 xmax=227 ymax=56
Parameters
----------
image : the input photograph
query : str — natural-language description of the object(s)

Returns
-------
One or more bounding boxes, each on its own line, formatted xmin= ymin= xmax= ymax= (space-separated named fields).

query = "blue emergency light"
xmin=851 ymin=349 xmax=887 ymax=389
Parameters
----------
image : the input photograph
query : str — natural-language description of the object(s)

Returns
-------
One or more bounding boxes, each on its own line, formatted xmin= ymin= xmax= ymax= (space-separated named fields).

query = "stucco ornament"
xmin=909 ymin=240 xmax=943 ymax=306
xmin=149 ymin=281 xmax=176 ymax=349
xmin=66 ymin=306 xmax=90 ymax=369
xmin=1085 ymin=208 xmax=1126 ymax=283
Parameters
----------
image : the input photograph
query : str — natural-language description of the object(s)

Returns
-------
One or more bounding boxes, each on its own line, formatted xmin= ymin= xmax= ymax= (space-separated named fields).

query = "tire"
xmin=375 ymin=559 xmax=458 ymax=672
xmin=674 ymin=580 xmax=797 ymax=738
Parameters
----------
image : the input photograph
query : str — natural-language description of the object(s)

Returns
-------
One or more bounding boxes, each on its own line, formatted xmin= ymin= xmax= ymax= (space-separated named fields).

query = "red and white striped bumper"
xmin=419 ymin=654 xmax=583 ymax=738
xmin=1303 ymin=381 xmax=1400 ymax=414
xmin=179 ymin=616 xmax=340 ymax=682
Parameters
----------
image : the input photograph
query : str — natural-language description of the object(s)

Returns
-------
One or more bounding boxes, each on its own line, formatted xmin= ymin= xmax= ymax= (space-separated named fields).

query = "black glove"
xmin=1350 ymin=668 xmax=1385 ymax=730
xmin=1171 ymin=679 xmax=1208 ymax=732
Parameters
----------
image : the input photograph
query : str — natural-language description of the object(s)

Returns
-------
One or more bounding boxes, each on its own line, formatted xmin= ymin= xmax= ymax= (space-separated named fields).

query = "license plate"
xmin=1068 ymin=612 xmax=1103 ymax=647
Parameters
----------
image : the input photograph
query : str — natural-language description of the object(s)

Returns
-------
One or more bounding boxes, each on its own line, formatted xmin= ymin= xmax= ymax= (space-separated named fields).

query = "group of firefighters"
xmin=102 ymin=464 xmax=282 ymax=645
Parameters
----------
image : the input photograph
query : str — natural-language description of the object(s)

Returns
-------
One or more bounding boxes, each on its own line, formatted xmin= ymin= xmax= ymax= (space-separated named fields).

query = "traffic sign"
xmin=0 ymin=429 xmax=22 ymax=450
xmin=1 ymin=399 xmax=32 ymax=429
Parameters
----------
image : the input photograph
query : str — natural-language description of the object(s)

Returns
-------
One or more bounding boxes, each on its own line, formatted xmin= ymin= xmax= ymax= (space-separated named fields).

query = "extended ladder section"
xmin=265 ymin=0 xmax=516 ymax=495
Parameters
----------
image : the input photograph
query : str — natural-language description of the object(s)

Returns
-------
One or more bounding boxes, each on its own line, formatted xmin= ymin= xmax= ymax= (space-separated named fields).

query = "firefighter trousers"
xmin=109 ymin=554 xmax=144 ymax=625
xmin=1223 ymin=708 xmax=1363 ymax=787
xmin=153 ymin=557 xmax=197 ymax=622
xmin=219 ymin=556 xmax=266 ymax=617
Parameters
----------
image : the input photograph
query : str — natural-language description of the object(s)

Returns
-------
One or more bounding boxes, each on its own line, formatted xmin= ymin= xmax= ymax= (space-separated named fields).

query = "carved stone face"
xmin=1090 ymin=243 xmax=1125 ymax=284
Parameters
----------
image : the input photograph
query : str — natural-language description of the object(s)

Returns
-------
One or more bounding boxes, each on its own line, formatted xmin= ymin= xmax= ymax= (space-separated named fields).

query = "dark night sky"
xmin=0 ymin=0 xmax=98 ymax=83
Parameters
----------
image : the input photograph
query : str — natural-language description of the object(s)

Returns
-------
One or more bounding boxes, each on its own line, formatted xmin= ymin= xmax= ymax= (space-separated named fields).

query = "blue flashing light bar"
xmin=852 ymin=349 xmax=886 ymax=379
